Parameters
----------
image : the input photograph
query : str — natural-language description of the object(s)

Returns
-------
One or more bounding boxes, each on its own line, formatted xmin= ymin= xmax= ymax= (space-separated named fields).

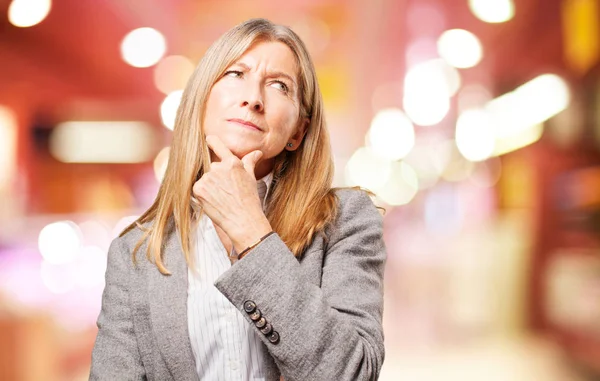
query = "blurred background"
xmin=1 ymin=0 xmax=600 ymax=380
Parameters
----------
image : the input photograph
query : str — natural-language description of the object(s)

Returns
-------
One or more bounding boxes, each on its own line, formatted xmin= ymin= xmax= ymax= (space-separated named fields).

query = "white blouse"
xmin=187 ymin=173 xmax=273 ymax=380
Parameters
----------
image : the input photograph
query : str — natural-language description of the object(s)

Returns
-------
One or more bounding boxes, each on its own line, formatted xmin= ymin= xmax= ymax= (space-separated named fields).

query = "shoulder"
xmin=325 ymin=188 xmax=383 ymax=241
xmin=105 ymin=221 xmax=153 ymax=270
xmin=320 ymin=188 xmax=386 ymax=261
xmin=115 ymin=219 xmax=155 ymax=252
xmin=332 ymin=187 xmax=382 ymax=224
xmin=118 ymin=226 xmax=145 ymax=248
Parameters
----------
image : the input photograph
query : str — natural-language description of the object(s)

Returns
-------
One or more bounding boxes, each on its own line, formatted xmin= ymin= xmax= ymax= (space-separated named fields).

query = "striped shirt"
xmin=187 ymin=173 xmax=273 ymax=380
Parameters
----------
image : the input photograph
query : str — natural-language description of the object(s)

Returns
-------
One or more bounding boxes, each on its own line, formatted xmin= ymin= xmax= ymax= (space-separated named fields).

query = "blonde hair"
xmin=122 ymin=18 xmax=338 ymax=274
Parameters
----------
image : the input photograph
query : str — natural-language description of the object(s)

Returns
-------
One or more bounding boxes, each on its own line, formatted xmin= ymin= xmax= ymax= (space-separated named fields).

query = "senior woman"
xmin=90 ymin=18 xmax=386 ymax=381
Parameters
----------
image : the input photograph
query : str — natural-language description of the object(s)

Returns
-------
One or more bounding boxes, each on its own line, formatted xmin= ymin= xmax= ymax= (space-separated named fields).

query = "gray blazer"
xmin=90 ymin=189 xmax=386 ymax=381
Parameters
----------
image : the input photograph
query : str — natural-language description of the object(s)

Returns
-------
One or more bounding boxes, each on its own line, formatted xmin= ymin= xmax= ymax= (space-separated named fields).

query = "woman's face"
xmin=203 ymin=41 xmax=307 ymax=173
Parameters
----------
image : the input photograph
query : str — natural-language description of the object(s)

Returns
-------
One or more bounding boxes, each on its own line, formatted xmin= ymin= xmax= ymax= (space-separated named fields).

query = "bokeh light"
xmin=8 ymin=0 xmax=52 ymax=28
xmin=345 ymin=146 xmax=392 ymax=192
xmin=485 ymin=74 xmax=570 ymax=155
xmin=431 ymin=59 xmax=462 ymax=96
xmin=49 ymin=121 xmax=156 ymax=163
xmin=500 ymin=74 xmax=570 ymax=127
xmin=121 ymin=27 xmax=167 ymax=68
xmin=378 ymin=161 xmax=419 ymax=206
xmin=494 ymin=123 xmax=544 ymax=156
xmin=154 ymin=147 xmax=171 ymax=183
xmin=455 ymin=109 xmax=496 ymax=162
xmin=437 ymin=29 xmax=483 ymax=69
xmin=403 ymin=60 xmax=453 ymax=126
xmin=160 ymin=90 xmax=183 ymax=130
xmin=469 ymin=0 xmax=515 ymax=23
xmin=0 ymin=105 xmax=17 ymax=189
xmin=38 ymin=221 xmax=82 ymax=265
xmin=367 ymin=108 xmax=415 ymax=161
xmin=154 ymin=55 xmax=195 ymax=95
xmin=404 ymin=142 xmax=447 ymax=190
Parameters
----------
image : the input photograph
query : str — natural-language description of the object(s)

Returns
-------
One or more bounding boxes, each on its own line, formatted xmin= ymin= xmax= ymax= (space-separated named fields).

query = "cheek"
xmin=206 ymin=86 xmax=235 ymax=115
xmin=204 ymin=92 xmax=217 ymax=117
xmin=204 ymin=89 xmax=227 ymax=132
xmin=275 ymin=108 xmax=300 ymax=140
xmin=203 ymin=99 xmax=216 ymax=135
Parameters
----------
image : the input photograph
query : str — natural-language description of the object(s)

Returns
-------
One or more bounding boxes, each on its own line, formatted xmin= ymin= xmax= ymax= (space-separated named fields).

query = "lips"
xmin=227 ymin=118 xmax=262 ymax=131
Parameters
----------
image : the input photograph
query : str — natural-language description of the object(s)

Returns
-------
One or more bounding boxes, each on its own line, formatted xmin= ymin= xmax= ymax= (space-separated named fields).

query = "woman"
xmin=90 ymin=18 xmax=386 ymax=381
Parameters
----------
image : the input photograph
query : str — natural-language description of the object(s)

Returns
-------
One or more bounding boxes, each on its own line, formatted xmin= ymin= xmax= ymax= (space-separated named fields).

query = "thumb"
xmin=242 ymin=150 xmax=263 ymax=177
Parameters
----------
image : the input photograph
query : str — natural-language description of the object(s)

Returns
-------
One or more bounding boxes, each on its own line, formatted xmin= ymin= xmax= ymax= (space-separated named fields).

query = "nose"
xmin=240 ymin=80 xmax=264 ymax=113
xmin=242 ymin=99 xmax=264 ymax=113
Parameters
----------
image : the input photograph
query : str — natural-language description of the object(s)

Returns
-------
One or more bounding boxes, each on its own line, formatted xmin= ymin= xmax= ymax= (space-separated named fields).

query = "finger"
xmin=241 ymin=150 xmax=263 ymax=177
xmin=206 ymin=135 xmax=235 ymax=161
xmin=192 ymin=180 xmax=204 ymax=199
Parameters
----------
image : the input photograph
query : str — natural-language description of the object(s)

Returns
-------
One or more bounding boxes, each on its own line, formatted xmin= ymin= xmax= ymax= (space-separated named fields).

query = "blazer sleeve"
xmin=90 ymin=237 xmax=146 ymax=380
xmin=214 ymin=189 xmax=386 ymax=381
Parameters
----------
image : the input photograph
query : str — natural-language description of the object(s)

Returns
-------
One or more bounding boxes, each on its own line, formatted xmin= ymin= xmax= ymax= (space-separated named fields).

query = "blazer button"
xmin=260 ymin=322 xmax=273 ymax=336
xmin=243 ymin=300 xmax=257 ymax=314
xmin=249 ymin=309 xmax=261 ymax=321
xmin=255 ymin=317 xmax=267 ymax=329
xmin=268 ymin=331 xmax=280 ymax=344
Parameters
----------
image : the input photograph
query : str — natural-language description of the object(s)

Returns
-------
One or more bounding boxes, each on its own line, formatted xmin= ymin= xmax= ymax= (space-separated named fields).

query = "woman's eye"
xmin=271 ymin=81 xmax=289 ymax=93
xmin=224 ymin=70 xmax=243 ymax=78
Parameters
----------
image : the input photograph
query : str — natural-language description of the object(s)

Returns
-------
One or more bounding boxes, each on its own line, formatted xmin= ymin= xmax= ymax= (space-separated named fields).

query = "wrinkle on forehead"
xmin=232 ymin=41 xmax=300 ymax=86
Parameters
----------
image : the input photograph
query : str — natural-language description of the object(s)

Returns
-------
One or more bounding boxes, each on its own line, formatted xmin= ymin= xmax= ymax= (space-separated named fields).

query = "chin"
xmin=222 ymin=139 xmax=257 ymax=159
xmin=228 ymin=147 xmax=253 ymax=159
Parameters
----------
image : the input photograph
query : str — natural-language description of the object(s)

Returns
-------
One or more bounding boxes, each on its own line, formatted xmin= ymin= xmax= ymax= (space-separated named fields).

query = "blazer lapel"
xmin=148 ymin=225 xmax=199 ymax=381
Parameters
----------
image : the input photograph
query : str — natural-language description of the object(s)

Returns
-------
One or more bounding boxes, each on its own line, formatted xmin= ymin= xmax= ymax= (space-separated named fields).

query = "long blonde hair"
xmin=122 ymin=18 xmax=338 ymax=274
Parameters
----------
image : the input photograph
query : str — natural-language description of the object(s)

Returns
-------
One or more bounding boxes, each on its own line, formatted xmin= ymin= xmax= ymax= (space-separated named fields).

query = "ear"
xmin=285 ymin=118 xmax=309 ymax=152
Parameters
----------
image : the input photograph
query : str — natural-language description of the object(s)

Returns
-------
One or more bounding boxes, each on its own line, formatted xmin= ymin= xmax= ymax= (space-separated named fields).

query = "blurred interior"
xmin=1 ymin=0 xmax=600 ymax=380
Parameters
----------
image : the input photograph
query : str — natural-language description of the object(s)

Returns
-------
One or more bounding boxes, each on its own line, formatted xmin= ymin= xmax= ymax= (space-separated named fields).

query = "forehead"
xmin=234 ymin=41 xmax=299 ymax=75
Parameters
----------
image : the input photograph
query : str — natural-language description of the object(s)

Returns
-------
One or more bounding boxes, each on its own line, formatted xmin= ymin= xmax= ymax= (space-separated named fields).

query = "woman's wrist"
xmin=230 ymin=219 xmax=273 ymax=253
xmin=237 ymin=231 xmax=275 ymax=259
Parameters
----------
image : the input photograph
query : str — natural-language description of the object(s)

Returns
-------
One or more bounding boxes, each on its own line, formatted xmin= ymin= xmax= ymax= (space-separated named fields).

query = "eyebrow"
xmin=233 ymin=62 xmax=297 ymax=88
